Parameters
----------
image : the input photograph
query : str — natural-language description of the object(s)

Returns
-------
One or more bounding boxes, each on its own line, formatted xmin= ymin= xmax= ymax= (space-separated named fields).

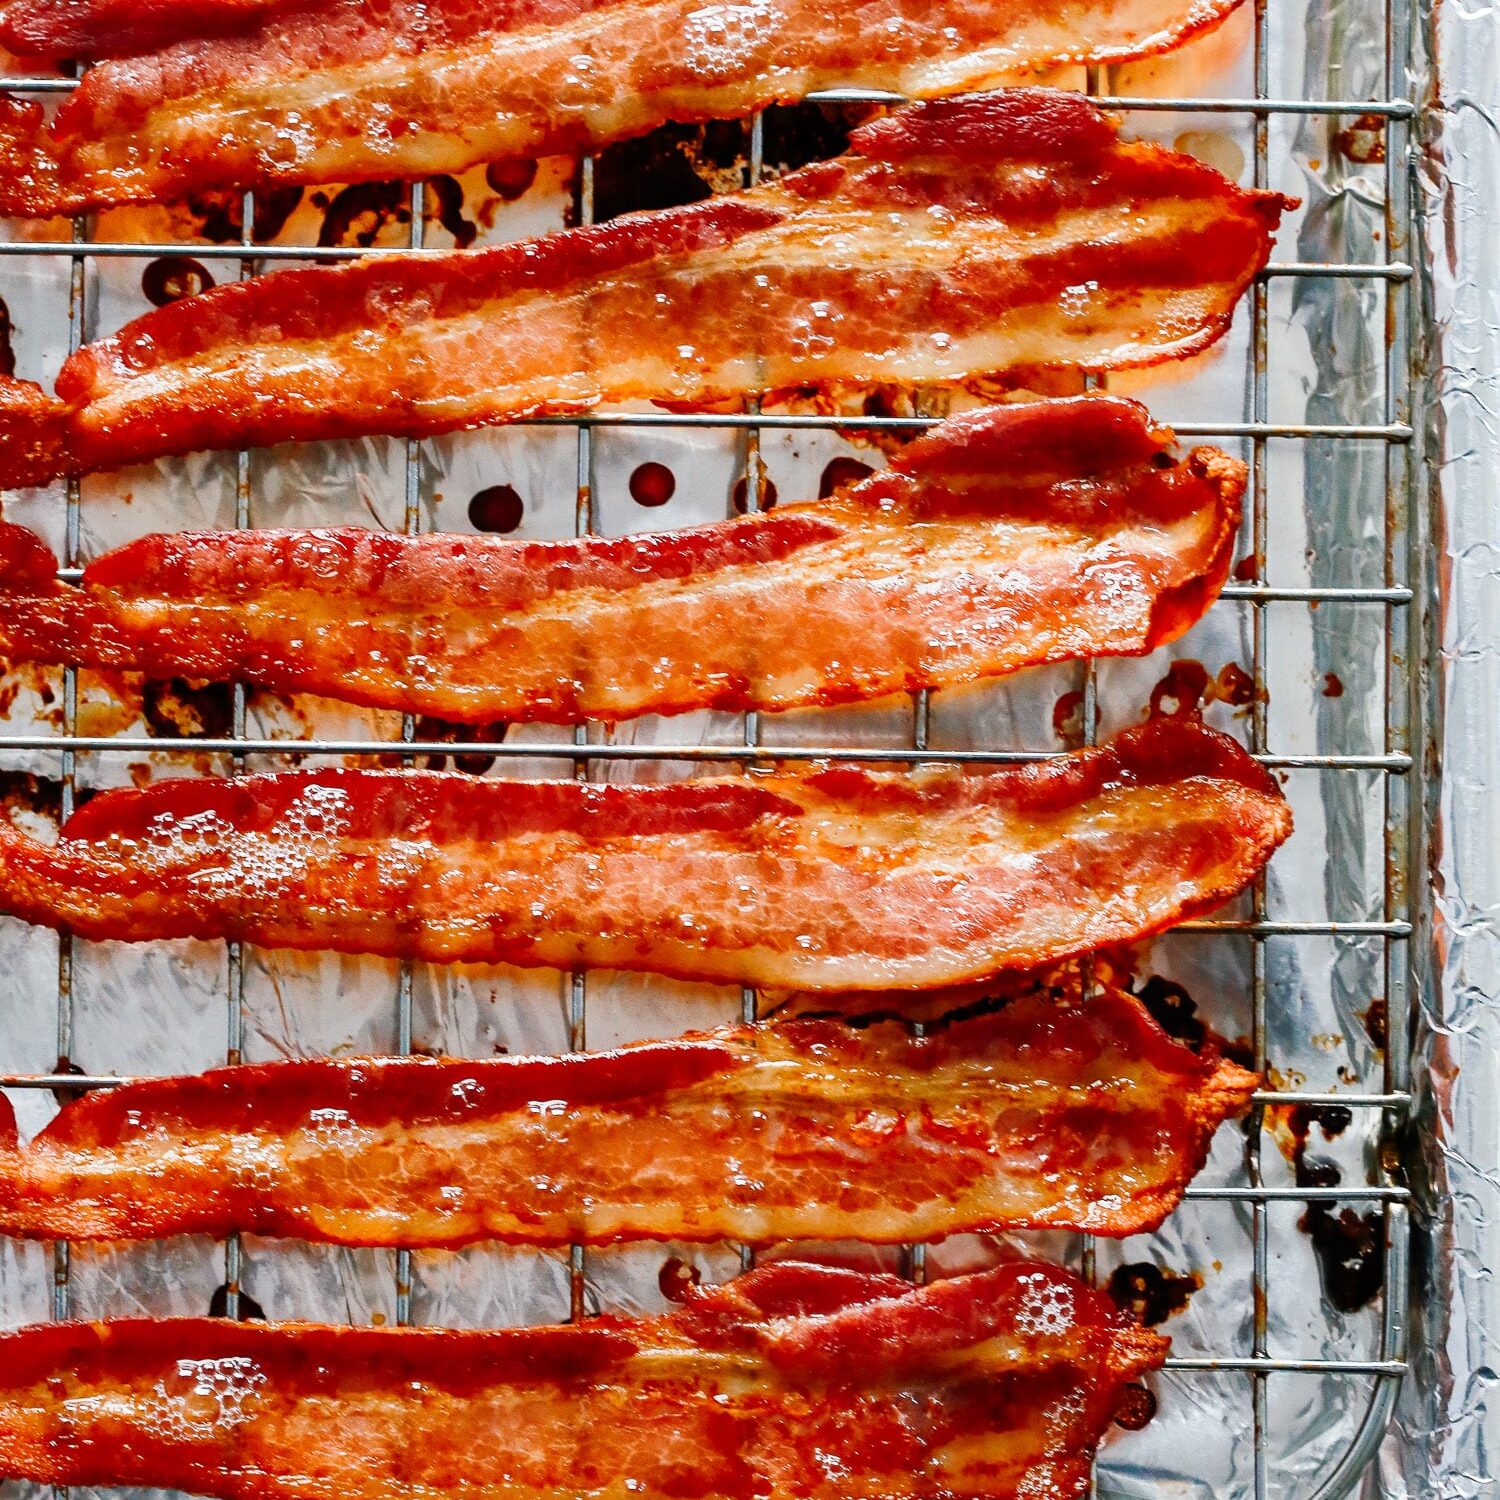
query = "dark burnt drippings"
xmin=760 ymin=101 xmax=871 ymax=174
xmin=1106 ymin=1262 xmax=1202 ymax=1327
xmin=142 ymin=679 xmax=235 ymax=740
xmin=0 ymin=296 xmax=15 ymax=378
xmin=590 ymin=119 xmax=748 ymax=223
xmin=818 ymin=456 xmax=875 ymax=498
xmin=409 ymin=715 xmax=509 ymax=776
xmin=1112 ymin=1383 xmax=1159 ymax=1431
xmin=185 ymin=185 xmax=303 ymax=244
xmin=0 ymin=769 xmax=64 ymax=823
xmin=49 ymin=1056 xmax=87 ymax=1107
xmin=1233 ymin=553 xmax=1261 ymax=582
xmin=469 ymin=484 xmax=525 ymax=533
xmin=1302 ymin=1204 xmax=1385 ymax=1313
xmin=424 ymin=174 xmax=478 ymax=248
xmin=1134 ymin=976 xmax=1208 ymax=1052
xmin=1322 ymin=672 xmax=1346 ymax=698
xmin=1279 ymin=1102 xmax=1384 ymax=1312
xmin=209 ymin=1283 xmax=268 ymax=1321
xmin=317 ymin=180 xmax=411 ymax=248
xmin=486 ymin=158 xmax=539 ymax=202
xmin=1361 ymin=997 xmax=1388 ymax=1052
xmin=141 ymin=256 xmax=215 ymax=308
xmin=629 ymin=461 xmax=676 ymax=508
xmin=658 ymin=1256 xmax=702 ymax=1302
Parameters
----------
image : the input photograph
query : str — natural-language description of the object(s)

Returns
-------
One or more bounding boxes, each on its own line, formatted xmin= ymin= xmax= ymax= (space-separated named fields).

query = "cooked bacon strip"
xmin=0 ymin=0 xmax=1247 ymax=209
xmin=0 ymin=92 xmax=1291 ymax=490
xmin=0 ymin=1260 xmax=1167 ymax=1500
xmin=0 ymin=985 xmax=1257 ymax=1246
xmin=0 ymin=397 xmax=1244 ymax=723
xmin=0 ymin=720 xmax=1291 ymax=988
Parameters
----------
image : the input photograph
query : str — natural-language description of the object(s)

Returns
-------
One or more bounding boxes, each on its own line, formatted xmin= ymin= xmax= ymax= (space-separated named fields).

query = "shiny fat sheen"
xmin=0 ymin=0 xmax=1247 ymax=208
xmin=0 ymin=719 xmax=1293 ymax=989
xmin=0 ymin=985 xmax=1258 ymax=1246
xmin=0 ymin=91 xmax=1293 ymax=489
xmin=0 ymin=396 xmax=1245 ymax=723
xmin=0 ymin=1260 xmax=1168 ymax=1500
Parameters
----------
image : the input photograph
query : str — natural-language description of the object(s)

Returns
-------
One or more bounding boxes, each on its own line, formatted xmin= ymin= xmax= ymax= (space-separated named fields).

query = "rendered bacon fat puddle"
xmin=0 ymin=91 xmax=1292 ymax=489
xmin=0 ymin=984 xmax=1257 ymax=1246
xmin=0 ymin=0 xmax=1250 ymax=212
xmin=0 ymin=1260 xmax=1167 ymax=1500
xmin=0 ymin=396 xmax=1244 ymax=723
xmin=0 ymin=719 xmax=1291 ymax=988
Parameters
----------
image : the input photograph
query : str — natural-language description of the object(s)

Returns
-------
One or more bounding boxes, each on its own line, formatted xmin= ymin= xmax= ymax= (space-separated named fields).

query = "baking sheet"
xmin=0 ymin=0 xmax=1460 ymax=1492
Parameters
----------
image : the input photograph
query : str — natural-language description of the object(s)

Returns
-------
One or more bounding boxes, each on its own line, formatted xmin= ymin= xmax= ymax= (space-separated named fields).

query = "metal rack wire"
xmin=0 ymin=0 xmax=1421 ymax=1490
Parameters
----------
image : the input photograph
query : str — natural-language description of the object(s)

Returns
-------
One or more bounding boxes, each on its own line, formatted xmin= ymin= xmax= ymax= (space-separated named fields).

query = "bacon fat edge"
xmin=0 ymin=719 xmax=1292 ymax=988
xmin=0 ymin=1260 xmax=1168 ymax=1500
xmin=0 ymin=91 xmax=1293 ymax=489
xmin=0 ymin=984 xmax=1258 ymax=1246
xmin=0 ymin=395 xmax=1245 ymax=723
xmin=0 ymin=0 xmax=1248 ymax=202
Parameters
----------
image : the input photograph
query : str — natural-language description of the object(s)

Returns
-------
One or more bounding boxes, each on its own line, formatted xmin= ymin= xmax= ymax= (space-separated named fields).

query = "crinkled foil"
xmin=1377 ymin=0 xmax=1499 ymax=1490
xmin=0 ymin=0 xmax=1476 ymax=1493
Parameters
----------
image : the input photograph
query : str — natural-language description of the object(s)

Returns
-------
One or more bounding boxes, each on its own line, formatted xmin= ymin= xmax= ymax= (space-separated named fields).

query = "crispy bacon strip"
xmin=0 ymin=1261 xmax=1167 ymax=1500
xmin=0 ymin=719 xmax=1291 ymax=988
xmin=0 ymin=985 xmax=1257 ymax=1246
xmin=0 ymin=92 xmax=1292 ymax=490
xmin=0 ymin=397 xmax=1244 ymax=723
xmin=0 ymin=0 xmax=1248 ymax=209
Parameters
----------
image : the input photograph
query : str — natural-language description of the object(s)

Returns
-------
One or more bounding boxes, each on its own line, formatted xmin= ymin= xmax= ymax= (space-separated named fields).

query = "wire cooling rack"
xmin=0 ymin=0 xmax=1423 ymax=1492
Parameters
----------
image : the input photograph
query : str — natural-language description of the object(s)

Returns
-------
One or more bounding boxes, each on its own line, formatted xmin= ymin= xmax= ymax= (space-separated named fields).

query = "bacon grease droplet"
xmin=628 ymin=462 xmax=676 ymax=508
xmin=468 ymin=484 xmax=524 ymax=534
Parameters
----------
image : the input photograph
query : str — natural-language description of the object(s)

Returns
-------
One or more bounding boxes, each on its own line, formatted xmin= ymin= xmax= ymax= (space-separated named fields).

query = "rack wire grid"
xmin=0 ymin=0 xmax=1423 ymax=1492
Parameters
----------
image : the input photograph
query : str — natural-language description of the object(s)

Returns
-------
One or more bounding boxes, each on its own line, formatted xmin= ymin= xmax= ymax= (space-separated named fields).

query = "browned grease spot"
xmin=485 ymin=158 xmax=539 ymax=201
xmin=732 ymin=474 xmax=779 ymax=514
xmin=658 ymin=1256 xmax=702 ymax=1302
xmin=1149 ymin=658 xmax=1261 ymax=719
xmin=1052 ymin=689 xmax=1085 ymax=749
xmin=819 ymin=456 xmax=875 ymax=498
xmin=1266 ymin=1101 xmax=1384 ymax=1313
xmin=629 ymin=461 xmax=677 ymax=508
xmin=0 ymin=768 xmax=63 ymax=822
xmin=142 ymin=256 xmax=215 ymax=308
xmin=1335 ymin=114 xmax=1388 ymax=165
xmin=1107 ymin=1262 xmax=1202 ymax=1326
xmin=424 ymin=174 xmax=478 ymax=249
xmin=318 ymin=180 xmax=411 ymax=247
xmin=1322 ymin=672 xmax=1345 ymax=698
xmin=1361 ymin=997 xmax=1388 ymax=1052
xmin=1233 ymin=553 xmax=1261 ymax=582
xmin=209 ymin=1284 xmax=268 ymax=1321
xmin=142 ymin=679 xmax=235 ymax=740
xmin=469 ymin=484 xmax=525 ymax=534
xmin=0 ymin=296 xmax=15 ymax=378
xmin=1112 ymin=1384 xmax=1158 ymax=1431
xmin=185 ymin=185 xmax=302 ymax=244
xmin=410 ymin=716 xmax=509 ymax=776
xmin=50 ymin=1056 xmax=87 ymax=1107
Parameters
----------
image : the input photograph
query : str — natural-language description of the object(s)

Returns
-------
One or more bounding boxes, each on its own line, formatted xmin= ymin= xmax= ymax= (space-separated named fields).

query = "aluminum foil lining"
xmin=0 ymin=0 xmax=1471 ymax=1492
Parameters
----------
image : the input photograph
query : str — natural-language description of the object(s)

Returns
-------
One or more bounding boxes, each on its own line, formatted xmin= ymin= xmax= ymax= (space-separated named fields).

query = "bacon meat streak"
xmin=0 ymin=1261 xmax=1167 ymax=1500
xmin=0 ymin=397 xmax=1244 ymax=723
xmin=0 ymin=986 xmax=1257 ymax=1246
xmin=0 ymin=0 xmax=1248 ymax=207
xmin=0 ymin=720 xmax=1291 ymax=988
xmin=0 ymin=92 xmax=1292 ymax=490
